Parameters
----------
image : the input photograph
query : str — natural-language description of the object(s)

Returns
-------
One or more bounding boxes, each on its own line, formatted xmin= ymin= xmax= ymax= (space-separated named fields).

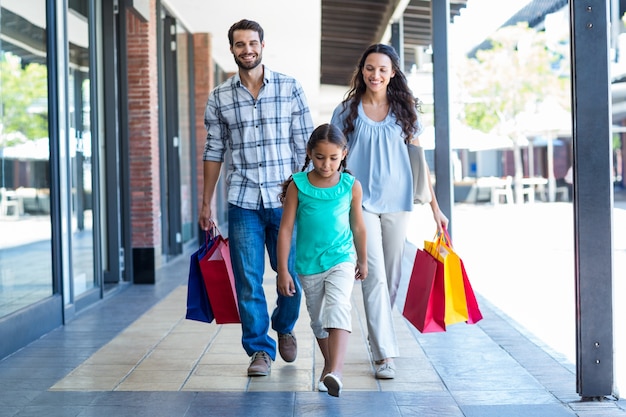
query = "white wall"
xmin=164 ymin=0 xmax=322 ymax=121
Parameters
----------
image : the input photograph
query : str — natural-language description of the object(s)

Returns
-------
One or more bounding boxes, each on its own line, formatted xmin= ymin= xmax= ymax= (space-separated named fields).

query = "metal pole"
xmin=431 ymin=0 xmax=453 ymax=234
xmin=570 ymin=0 xmax=614 ymax=398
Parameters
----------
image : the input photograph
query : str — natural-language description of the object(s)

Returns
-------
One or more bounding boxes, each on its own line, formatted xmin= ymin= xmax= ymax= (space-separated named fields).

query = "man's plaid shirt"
xmin=203 ymin=67 xmax=314 ymax=210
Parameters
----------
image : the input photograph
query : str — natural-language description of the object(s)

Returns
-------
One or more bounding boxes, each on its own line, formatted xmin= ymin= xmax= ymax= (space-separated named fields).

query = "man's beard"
xmin=234 ymin=54 xmax=262 ymax=70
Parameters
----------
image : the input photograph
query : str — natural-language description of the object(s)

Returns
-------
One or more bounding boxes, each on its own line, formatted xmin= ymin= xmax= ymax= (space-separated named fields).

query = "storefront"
xmin=0 ymin=0 xmax=210 ymax=359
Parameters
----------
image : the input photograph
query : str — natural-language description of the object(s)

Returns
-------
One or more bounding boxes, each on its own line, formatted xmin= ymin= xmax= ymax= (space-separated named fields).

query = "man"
xmin=199 ymin=19 xmax=314 ymax=377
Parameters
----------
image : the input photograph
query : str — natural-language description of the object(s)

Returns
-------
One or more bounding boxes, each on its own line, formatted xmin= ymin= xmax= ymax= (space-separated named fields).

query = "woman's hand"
xmin=433 ymin=208 xmax=449 ymax=233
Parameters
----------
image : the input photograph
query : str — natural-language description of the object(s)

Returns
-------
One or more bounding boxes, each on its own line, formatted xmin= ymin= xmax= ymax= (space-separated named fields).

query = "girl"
xmin=276 ymin=123 xmax=368 ymax=397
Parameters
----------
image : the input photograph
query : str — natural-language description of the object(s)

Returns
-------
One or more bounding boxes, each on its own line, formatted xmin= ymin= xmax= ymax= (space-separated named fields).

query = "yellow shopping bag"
xmin=424 ymin=230 xmax=469 ymax=325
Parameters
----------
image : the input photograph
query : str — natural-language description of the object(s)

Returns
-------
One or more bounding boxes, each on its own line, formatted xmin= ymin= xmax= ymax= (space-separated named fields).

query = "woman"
xmin=330 ymin=43 xmax=448 ymax=379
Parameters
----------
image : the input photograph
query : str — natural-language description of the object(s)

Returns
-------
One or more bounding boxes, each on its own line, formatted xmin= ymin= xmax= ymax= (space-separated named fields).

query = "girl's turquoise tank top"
xmin=292 ymin=171 xmax=356 ymax=275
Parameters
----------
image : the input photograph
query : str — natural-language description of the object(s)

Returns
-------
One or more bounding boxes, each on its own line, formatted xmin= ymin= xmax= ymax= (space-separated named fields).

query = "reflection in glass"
xmin=177 ymin=29 xmax=193 ymax=243
xmin=0 ymin=2 xmax=53 ymax=317
xmin=68 ymin=4 xmax=95 ymax=298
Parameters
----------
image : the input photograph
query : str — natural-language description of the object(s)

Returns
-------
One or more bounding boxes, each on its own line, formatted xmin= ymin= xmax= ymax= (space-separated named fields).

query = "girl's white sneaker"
xmin=323 ymin=373 xmax=343 ymax=397
xmin=318 ymin=380 xmax=328 ymax=392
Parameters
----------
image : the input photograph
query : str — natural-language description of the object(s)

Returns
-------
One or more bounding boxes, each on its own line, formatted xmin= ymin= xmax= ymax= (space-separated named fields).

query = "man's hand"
xmin=199 ymin=204 xmax=213 ymax=231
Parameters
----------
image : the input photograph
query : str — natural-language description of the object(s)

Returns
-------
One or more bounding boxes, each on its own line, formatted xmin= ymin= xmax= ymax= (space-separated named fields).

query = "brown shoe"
xmin=278 ymin=332 xmax=297 ymax=362
xmin=247 ymin=351 xmax=271 ymax=376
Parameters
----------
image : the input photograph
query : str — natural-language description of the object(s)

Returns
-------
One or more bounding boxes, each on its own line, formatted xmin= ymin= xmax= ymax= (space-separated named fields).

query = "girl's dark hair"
xmin=228 ymin=19 xmax=264 ymax=46
xmin=340 ymin=43 xmax=421 ymax=143
xmin=279 ymin=124 xmax=350 ymax=204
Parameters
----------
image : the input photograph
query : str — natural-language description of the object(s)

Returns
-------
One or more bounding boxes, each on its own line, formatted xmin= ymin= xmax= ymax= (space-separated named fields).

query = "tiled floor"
xmin=3 ymin=203 xmax=626 ymax=416
xmin=49 ymin=278 xmax=439 ymax=394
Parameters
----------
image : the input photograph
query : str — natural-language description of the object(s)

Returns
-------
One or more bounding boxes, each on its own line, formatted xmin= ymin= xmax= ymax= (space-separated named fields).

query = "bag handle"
xmin=204 ymin=220 xmax=220 ymax=242
xmin=441 ymin=227 xmax=452 ymax=248
xmin=432 ymin=227 xmax=453 ymax=249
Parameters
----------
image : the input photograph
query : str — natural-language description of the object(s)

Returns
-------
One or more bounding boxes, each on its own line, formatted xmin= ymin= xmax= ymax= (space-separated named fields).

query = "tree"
xmin=0 ymin=52 xmax=49 ymax=147
xmin=457 ymin=23 xmax=571 ymax=203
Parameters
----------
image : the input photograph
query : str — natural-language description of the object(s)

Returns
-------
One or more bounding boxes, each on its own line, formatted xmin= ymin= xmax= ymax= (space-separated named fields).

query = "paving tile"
xmin=77 ymin=404 xmax=190 ymax=417
xmin=81 ymin=348 xmax=148 ymax=365
xmin=451 ymin=389 xmax=560 ymax=405
xmin=381 ymin=381 xmax=447 ymax=392
xmin=0 ymin=390 xmax=40 ymax=407
xmin=190 ymin=391 xmax=295 ymax=406
xmin=9 ymin=405 xmax=86 ymax=417
xmin=192 ymin=363 xmax=247 ymax=376
xmin=0 ymin=364 xmax=74 ymax=380
xmin=49 ymin=375 xmax=121 ymax=391
xmin=113 ymin=369 xmax=189 ymax=390
xmin=29 ymin=391 xmax=100 ymax=406
xmin=63 ymin=364 xmax=133 ymax=378
xmin=0 ymin=377 xmax=57 ymax=391
xmin=0 ymin=407 xmax=19 ymax=417
xmin=89 ymin=390 xmax=196 ymax=406
xmin=0 ymin=355 xmax=78 ymax=369
xmin=393 ymin=390 xmax=455 ymax=406
xmin=134 ymin=356 xmax=196 ymax=371
xmin=247 ymin=380 xmax=313 ymax=392
xmin=397 ymin=405 xmax=465 ymax=417
xmin=182 ymin=375 xmax=249 ymax=391
xmin=295 ymin=391 xmax=403 ymax=417
xmin=461 ymin=404 xmax=577 ymax=417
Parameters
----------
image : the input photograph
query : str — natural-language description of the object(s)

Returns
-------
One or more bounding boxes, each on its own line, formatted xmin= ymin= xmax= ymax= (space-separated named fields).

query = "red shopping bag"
xmin=402 ymin=248 xmax=446 ymax=333
xmin=460 ymin=258 xmax=483 ymax=324
xmin=198 ymin=229 xmax=240 ymax=324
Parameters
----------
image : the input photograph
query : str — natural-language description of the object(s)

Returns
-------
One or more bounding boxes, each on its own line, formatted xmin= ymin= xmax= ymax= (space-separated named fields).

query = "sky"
xmin=449 ymin=0 xmax=534 ymax=56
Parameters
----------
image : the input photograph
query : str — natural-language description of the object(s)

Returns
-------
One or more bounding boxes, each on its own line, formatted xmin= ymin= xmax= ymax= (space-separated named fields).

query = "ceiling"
xmin=158 ymin=0 xmax=471 ymax=86
xmin=320 ymin=0 xmax=469 ymax=85
xmin=2 ymin=0 xmax=469 ymax=87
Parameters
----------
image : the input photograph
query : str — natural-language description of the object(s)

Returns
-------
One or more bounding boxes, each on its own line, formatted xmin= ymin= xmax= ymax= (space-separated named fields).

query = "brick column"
xmin=193 ymin=33 xmax=213 ymax=216
xmin=126 ymin=1 xmax=161 ymax=283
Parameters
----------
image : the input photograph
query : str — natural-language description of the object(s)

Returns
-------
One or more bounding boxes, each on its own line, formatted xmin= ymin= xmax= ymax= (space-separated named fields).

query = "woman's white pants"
xmin=360 ymin=210 xmax=411 ymax=361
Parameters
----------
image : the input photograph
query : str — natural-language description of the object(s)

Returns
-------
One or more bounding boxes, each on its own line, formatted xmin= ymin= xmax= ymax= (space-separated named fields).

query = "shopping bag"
xmin=185 ymin=234 xmax=215 ymax=323
xmin=426 ymin=229 xmax=483 ymax=326
xmin=460 ymin=258 xmax=483 ymax=324
xmin=198 ymin=228 xmax=240 ymax=324
xmin=424 ymin=231 xmax=469 ymax=325
xmin=402 ymin=248 xmax=446 ymax=333
xmin=441 ymin=245 xmax=470 ymax=325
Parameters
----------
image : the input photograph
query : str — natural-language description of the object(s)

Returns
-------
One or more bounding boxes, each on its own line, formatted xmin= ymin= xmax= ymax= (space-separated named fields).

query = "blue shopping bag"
xmin=185 ymin=234 xmax=214 ymax=323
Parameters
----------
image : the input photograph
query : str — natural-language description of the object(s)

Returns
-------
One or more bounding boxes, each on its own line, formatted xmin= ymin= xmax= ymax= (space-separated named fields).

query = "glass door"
xmin=175 ymin=22 xmax=194 ymax=245
xmin=67 ymin=1 xmax=97 ymax=302
xmin=162 ymin=14 xmax=183 ymax=255
xmin=0 ymin=0 xmax=53 ymax=316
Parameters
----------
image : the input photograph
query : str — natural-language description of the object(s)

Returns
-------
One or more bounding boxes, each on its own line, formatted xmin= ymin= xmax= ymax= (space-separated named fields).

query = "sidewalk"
xmin=1 ymin=203 xmax=626 ymax=416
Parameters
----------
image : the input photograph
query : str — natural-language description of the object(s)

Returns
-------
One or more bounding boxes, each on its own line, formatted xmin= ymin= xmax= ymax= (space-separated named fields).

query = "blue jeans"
xmin=228 ymin=204 xmax=301 ymax=360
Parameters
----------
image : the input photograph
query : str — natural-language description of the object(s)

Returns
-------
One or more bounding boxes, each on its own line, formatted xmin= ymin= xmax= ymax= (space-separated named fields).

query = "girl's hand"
xmin=355 ymin=261 xmax=368 ymax=281
xmin=277 ymin=272 xmax=296 ymax=297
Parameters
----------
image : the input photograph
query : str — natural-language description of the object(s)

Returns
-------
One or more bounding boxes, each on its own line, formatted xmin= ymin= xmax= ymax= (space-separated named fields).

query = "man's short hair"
xmin=228 ymin=19 xmax=264 ymax=46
